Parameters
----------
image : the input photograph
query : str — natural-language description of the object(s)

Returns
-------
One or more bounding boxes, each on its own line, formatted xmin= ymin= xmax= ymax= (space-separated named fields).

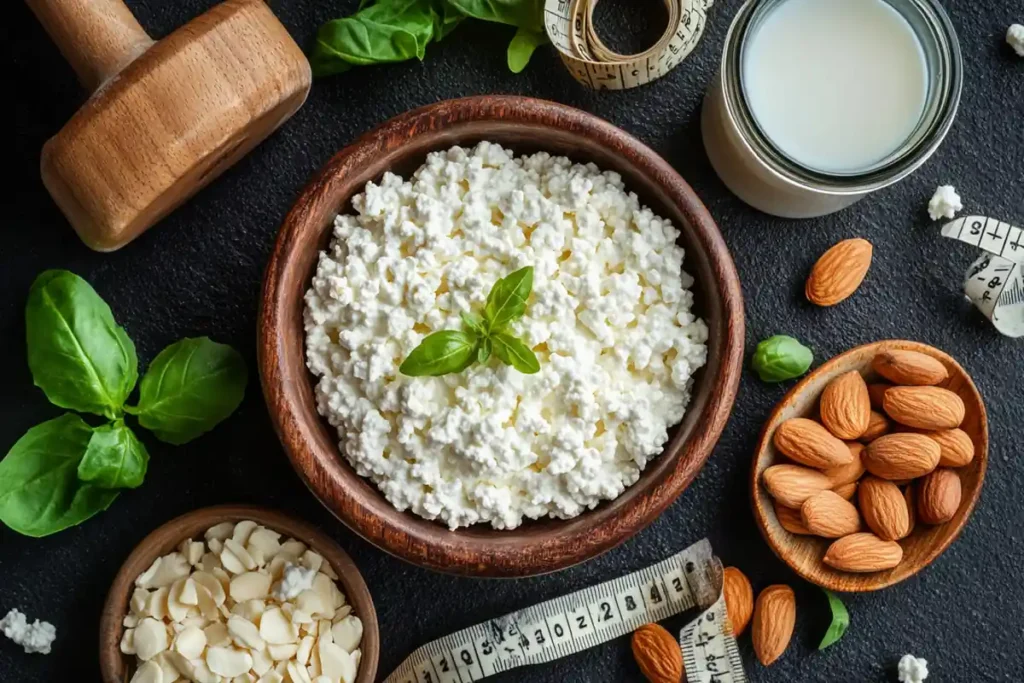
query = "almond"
xmin=872 ymin=349 xmax=949 ymax=386
xmin=722 ymin=567 xmax=754 ymax=637
xmin=763 ymin=465 xmax=833 ymax=508
xmin=833 ymin=482 xmax=858 ymax=500
xmin=861 ymin=411 xmax=890 ymax=442
xmin=773 ymin=418 xmax=853 ymax=470
xmin=926 ymin=428 xmax=975 ymax=468
xmin=883 ymin=386 xmax=965 ymax=430
xmin=824 ymin=442 xmax=866 ymax=487
xmin=805 ymin=238 xmax=873 ymax=306
xmin=867 ymin=383 xmax=893 ymax=410
xmin=863 ymin=433 xmax=941 ymax=480
xmin=819 ymin=370 xmax=871 ymax=439
xmin=631 ymin=623 xmax=683 ymax=683
xmin=774 ymin=503 xmax=812 ymax=535
xmin=823 ymin=533 xmax=903 ymax=573
xmin=858 ymin=477 xmax=911 ymax=541
xmin=918 ymin=469 xmax=962 ymax=524
xmin=801 ymin=490 xmax=862 ymax=538
xmin=752 ymin=585 xmax=796 ymax=666
xmin=904 ymin=485 xmax=917 ymax=536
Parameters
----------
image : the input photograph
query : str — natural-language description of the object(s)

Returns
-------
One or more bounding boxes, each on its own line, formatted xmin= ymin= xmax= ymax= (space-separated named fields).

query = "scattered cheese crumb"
xmin=1007 ymin=24 xmax=1024 ymax=57
xmin=273 ymin=562 xmax=317 ymax=601
xmin=927 ymin=185 xmax=962 ymax=221
xmin=0 ymin=608 xmax=56 ymax=654
xmin=898 ymin=654 xmax=929 ymax=683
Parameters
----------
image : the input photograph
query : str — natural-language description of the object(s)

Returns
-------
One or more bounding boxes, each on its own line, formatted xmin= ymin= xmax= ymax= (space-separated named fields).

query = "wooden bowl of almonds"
xmin=99 ymin=505 xmax=378 ymax=683
xmin=751 ymin=340 xmax=988 ymax=592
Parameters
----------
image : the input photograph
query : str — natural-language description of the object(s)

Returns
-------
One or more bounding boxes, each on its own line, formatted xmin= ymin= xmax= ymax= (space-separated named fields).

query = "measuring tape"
xmin=942 ymin=216 xmax=1024 ymax=338
xmin=543 ymin=0 xmax=715 ymax=90
xmin=383 ymin=539 xmax=745 ymax=683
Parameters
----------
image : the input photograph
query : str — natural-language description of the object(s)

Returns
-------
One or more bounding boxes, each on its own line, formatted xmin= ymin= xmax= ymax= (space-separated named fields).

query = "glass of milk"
xmin=702 ymin=0 xmax=962 ymax=218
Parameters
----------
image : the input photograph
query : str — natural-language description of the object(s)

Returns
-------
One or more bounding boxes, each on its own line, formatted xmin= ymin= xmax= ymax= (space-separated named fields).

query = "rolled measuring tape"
xmin=543 ymin=0 xmax=715 ymax=90
xmin=383 ymin=538 xmax=746 ymax=683
xmin=942 ymin=216 xmax=1024 ymax=338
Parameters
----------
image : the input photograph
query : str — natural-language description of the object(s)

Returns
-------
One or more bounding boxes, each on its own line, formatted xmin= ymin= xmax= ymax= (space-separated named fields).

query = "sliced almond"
xmin=221 ymin=547 xmax=246 ymax=575
xmin=180 ymin=540 xmax=205 ymax=567
xmin=230 ymin=571 xmax=273 ymax=603
xmin=232 ymin=599 xmax=267 ymax=623
xmin=286 ymin=660 xmax=313 ymax=683
xmin=330 ymin=616 xmax=363 ymax=654
xmin=135 ymin=617 xmax=170 ymax=661
xmin=206 ymin=646 xmax=253 ymax=678
xmin=224 ymin=538 xmax=258 ymax=571
xmin=130 ymin=661 xmax=163 ymax=683
xmin=318 ymin=640 xmax=357 ymax=683
xmin=261 ymin=607 xmax=300 ymax=645
xmin=205 ymin=522 xmax=235 ymax=542
xmin=120 ymin=628 xmax=136 ymax=655
xmin=173 ymin=626 xmax=207 ymax=660
xmin=232 ymin=520 xmax=260 ymax=547
xmin=203 ymin=622 xmax=231 ymax=648
xmin=268 ymin=642 xmax=300 ymax=661
xmin=296 ymin=635 xmax=315 ymax=667
xmin=137 ymin=553 xmax=191 ymax=590
xmin=191 ymin=572 xmax=227 ymax=606
xmin=227 ymin=615 xmax=265 ymax=650
xmin=143 ymin=587 xmax=169 ymax=621
xmin=252 ymin=647 xmax=274 ymax=676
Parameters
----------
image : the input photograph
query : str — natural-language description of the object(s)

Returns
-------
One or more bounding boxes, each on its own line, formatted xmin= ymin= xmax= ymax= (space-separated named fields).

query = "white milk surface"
xmin=741 ymin=0 xmax=928 ymax=174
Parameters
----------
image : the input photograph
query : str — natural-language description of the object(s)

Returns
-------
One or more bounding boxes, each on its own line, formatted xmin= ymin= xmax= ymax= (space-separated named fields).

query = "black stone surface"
xmin=3 ymin=1 xmax=1022 ymax=681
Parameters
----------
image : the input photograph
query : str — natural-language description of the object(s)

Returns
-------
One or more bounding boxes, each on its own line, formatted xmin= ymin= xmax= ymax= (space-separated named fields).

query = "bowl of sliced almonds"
xmin=99 ymin=505 xmax=378 ymax=683
xmin=751 ymin=340 xmax=988 ymax=592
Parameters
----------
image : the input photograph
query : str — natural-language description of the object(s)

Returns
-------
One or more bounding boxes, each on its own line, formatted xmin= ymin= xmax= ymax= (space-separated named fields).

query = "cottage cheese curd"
xmin=304 ymin=142 xmax=708 ymax=529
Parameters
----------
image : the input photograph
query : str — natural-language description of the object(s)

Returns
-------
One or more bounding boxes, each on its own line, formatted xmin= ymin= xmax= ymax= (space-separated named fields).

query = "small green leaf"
xmin=477 ymin=337 xmax=492 ymax=363
xmin=484 ymin=266 xmax=533 ymax=330
xmin=507 ymin=27 xmax=547 ymax=73
xmin=751 ymin=335 xmax=813 ymax=382
xmin=461 ymin=312 xmax=485 ymax=335
xmin=818 ymin=590 xmax=850 ymax=650
xmin=492 ymin=332 xmax=540 ymax=374
xmin=77 ymin=421 xmax=149 ymax=490
xmin=400 ymin=330 xmax=478 ymax=376
xmin=134 ymin=338 xmax=248 ymax=445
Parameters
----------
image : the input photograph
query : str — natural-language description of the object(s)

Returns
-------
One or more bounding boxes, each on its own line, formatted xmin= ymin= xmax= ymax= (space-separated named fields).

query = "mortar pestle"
xmin=27 ymin=0 xmax=312 ymax=251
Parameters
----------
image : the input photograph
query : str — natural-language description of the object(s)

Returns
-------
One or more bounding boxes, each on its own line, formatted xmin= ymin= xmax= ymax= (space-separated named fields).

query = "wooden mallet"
xmin=27 ymin=0 xmax=312 ymax=251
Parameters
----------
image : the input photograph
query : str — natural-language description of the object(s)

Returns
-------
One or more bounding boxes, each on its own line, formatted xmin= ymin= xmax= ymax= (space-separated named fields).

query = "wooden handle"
xmin=25 ymin=0 xmax=154 ymax=92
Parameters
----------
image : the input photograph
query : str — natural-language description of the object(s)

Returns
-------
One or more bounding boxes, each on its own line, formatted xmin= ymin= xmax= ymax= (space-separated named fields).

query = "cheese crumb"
xmin=927 ymin=185 xmax=962 ymax=221
xmin=0 ymin=608 xmax=56 ymax=654
xmin=273 ymin=562 xmax=317 ymax=601
xmin=1007 ymin=24 xmax=1024 ymax=56
xmin=898 ymin=654 xmax=929 ymax=683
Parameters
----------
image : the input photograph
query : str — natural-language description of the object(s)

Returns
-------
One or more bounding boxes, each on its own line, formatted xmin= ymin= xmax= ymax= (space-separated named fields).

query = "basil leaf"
xmin=446 ymin=0 xmax=544 ymax=32
xmin=77 ymin=421 xmax=148 ymax=490
xmin=25 ymin=270 xmax=138 ymax=419
xmin=507 ymin=27 xmax=547 ymax=73
xmin=400 ymin=330 xmax=478 ymax=376
xmin=484 ymin=266 xmax=533 ymax=330
xmin=492 ymin=332 xmax=540 ymax=374
xmin=751 ymin=334 xmax=813 ymax=382
xmin=477 ymin=336 xmax=492 ymax=363
xmin=818 ymin=590 xmax=850 ymax=650
xmin=461 ymin=312 xmax=485 ymax=335
xmin=0 ymin=414 xmax=119 ymax=537
xmin=132 ymin=338 xmax=248 ymax=445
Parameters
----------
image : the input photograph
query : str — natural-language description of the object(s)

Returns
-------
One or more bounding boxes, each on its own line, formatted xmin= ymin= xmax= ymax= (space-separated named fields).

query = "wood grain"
xmin=98 ymin=505 xmax=379 ymax=683
xmin=751 ymin=340 xmax=988 ymax=592
xmin=258 ymin=96 xmax=745 ymax=577
xmin=32 ymin=0 xmax=311 ymax=251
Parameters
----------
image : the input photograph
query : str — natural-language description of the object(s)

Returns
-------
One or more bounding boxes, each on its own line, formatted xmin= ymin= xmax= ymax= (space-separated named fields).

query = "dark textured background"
xmin=3 ymin=0 xmax=1022 ymax=681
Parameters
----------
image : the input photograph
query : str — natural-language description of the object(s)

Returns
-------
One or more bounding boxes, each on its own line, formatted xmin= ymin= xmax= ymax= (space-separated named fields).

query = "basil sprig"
xmin=0 ymin=270 xmax=247 ymax=537
xmin=818 ymin=589 xmax=850 ymax=650
xmin=400 ymin=266 xmax=540 ymax=377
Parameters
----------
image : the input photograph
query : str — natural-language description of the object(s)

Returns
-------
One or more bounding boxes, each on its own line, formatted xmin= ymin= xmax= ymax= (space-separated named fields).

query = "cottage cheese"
xmin=0 ymin=608 xmax=56 ymax=654
xmin=898 ymin=654 xmax=929 ymax=682
xmin=1008 ymin=24 xmax=1024 ymax=57
xmin=304 ymin=142 xmax=708 ymax=529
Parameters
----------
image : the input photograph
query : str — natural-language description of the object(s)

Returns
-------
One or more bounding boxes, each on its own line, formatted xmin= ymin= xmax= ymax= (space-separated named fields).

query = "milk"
xmin=741 ymin=0 xmax=929 ymax=175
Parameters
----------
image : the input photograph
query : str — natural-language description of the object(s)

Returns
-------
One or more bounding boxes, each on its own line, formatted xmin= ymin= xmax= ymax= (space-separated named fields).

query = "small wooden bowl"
xmin=98 ymin=505 xmax=379 ymax=683
xmin=259 ymin=95 xmax=745 ymax=576
xmin=751 ymin=340 xmax=988 ymax=592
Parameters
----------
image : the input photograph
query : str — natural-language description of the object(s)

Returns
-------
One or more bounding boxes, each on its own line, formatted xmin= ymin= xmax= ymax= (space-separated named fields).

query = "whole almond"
xmin=833 ymin=482 xmax=858 ymax=500
xmin=872 ymin=349 xmax=949 ymax=386
xmin=883 ymin=386 xmax=965 ymax=430
xmin=918 ymin=469 xmax=962 ymax=524
xmin=763 ymin=465 xmax=833 ymax=508
xmin=631 ymin=623 xmax=683 ymax=683
xmin=926 ymin=428 xmax=975 ymax=467
xmin=723 ymin=567 xmax=754 ymax=637
xmin=801 ymin=490 xmax=862 ymax=538
xmin=820 ymin=371 xmax=871 ymax=439
xmin=861 ymin=411 xmax=890 ymax=442
xmin=863 ymin=433 xmax=941 ymax=480
xmin=824 ymin=442 xmax=866 ymax=487
xmin=904 ymin=485 xmax=917 ymax=536
xmin=858 ymin=477 xmax=910 ymax=541
xmin=775 ymin=503 xmax=812 ymax=534
xmin=752 ymin=585 xmax=796 ymax=666
xmin=823 ymin=533 xmax=903 ymax=573
xmin=805 ymin=238 xmax=873 ymax=306
xmin=773 ymin=418 xmax=854 ymax=470
xmin=867 ymin=383 xmax=893 ymax=410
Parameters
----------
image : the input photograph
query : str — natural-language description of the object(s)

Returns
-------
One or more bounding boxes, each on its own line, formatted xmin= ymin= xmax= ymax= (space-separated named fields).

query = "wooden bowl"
xmin=259 ymin=95 xmax=745 ymax=577
xmin=99 ymin=505 xmax=379 ymax=683
xmin=751 ymin=340 xmax=988 ymax=592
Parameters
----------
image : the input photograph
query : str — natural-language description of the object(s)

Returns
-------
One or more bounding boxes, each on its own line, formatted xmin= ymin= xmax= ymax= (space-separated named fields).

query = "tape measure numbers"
xmin=383 ymin=539 xmax=745 ymax=683
xmin=543 ymin=0 xmax=715 ymax=90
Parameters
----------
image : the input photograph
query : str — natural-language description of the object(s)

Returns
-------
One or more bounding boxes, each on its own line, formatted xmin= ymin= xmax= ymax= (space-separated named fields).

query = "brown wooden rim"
xmin=259 ymin=95 xmax=745 ymax=576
